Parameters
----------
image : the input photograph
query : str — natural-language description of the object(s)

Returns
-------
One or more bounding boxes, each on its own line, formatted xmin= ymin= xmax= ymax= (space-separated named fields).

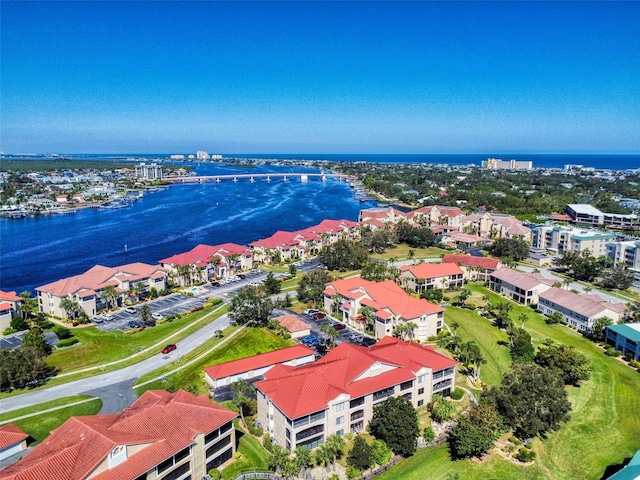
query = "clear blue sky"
xmin=1 ymin=1 xmax=639 ymax=154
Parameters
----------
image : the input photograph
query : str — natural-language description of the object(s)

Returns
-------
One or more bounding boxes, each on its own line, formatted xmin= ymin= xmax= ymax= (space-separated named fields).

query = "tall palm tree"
xmin=100 ymin=285 xmax=118 ymax=311
xmin=19 ymin=291 xmax=38 ymax=320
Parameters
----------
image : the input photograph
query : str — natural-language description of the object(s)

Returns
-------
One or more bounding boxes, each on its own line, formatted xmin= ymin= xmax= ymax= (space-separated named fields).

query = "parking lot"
xmin=94 ymin=293 xmax=209 ymax=332
xmin=0 ymin=331 xmax=59 ymax=350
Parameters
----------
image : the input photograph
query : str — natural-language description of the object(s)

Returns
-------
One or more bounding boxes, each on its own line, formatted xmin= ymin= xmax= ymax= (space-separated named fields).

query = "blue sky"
xmin=1 ymin=1 xmax=639 ymax=154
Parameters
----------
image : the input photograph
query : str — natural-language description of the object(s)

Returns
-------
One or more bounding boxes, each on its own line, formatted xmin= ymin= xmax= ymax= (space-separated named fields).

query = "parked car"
xmin=161 ymin=344 xmax=177 ymax=354
xmin=304 ymin=309 xmax=320 ymax=316
xmin=211 ymin=281 xmax=221 ymax=287
xmin=128 ymin=320 xmax=142 ymax=329
xmin=238 ymin=274 xmax=246 ymax=279
xmin=301 ymin=334 xmax=319 ymax=345
xmin=333 ymin=323 xmax=347 ymax=330
xmin=151 ymin=312 xmax=163 ymax=320
xmin=103 ymin=314 xmax=114 ymax=321
xmin=313 ymin=312 xmax=327 ymax=320
xmin=124 ymin=307 xmax=137 ymax=314
xmin=92 ymin=316 xmax=104 ymax=324
xmin=359 ymin=337 xmax=376 ymax=347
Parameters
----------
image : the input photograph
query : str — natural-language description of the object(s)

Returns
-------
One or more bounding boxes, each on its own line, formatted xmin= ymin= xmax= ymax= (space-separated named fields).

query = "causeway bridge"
xmin=163 ymin=173 xmax=349 ymax=184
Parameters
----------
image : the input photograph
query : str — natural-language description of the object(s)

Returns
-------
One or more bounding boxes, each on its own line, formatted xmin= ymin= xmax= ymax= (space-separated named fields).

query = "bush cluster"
xmin=515 ymin=447 xmax=536 ymax=462
xmin=450 ymin=388 xmax=464 ymax=400
xmin=56 ymin=337 xmax=79 ymax=348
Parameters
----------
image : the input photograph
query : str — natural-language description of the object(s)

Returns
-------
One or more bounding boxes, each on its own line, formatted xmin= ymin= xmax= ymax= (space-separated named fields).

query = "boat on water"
xmin=100 ymin=198 xmax=129 ymax=209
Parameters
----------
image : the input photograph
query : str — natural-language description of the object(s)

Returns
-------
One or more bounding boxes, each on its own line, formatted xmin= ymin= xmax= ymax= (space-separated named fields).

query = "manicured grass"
xmin=385 ymin=282 xmax=640 ymax=479
xmin=6 ymin=397 xmax=102 ymax=444
xmin=222 ymin=429 xmax=270 ymax=480
xmin=0 ymin=395 xmax=96 ymax=423
xmin=371 ymin=245 xmax=449 ymax=261
xmin=444 ymin=306 xmax=512 ymax=387
xmin=135 ymin=327 xmax=295 ymax=395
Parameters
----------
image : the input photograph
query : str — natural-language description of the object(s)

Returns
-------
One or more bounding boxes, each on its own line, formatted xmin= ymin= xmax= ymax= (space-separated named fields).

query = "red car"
xmin=334 ymin=323 xmax=347 ymax=330
xmin=161 ymin=344 xmax=177 ymax=354
xmin=313 ymin=312 xmax=327 ymax=320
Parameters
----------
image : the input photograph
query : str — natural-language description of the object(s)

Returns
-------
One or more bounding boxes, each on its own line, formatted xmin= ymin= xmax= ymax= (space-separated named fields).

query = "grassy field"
xmin=134 ymin=327 xmax=295 ymax=395
xmin=371 ymin=244 xmax=449 ymax=261
xmin=381 ymin=283 xmax=640 ymax=479
xmin=1 ymin=397 xmax=102 ymax=443
xmin=222 ymin=429 xmax=270 ymax=480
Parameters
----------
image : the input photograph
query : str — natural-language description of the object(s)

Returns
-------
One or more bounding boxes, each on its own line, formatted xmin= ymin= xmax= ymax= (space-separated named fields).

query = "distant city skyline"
xmin=1 ymin=1 xmax=639 ymax=154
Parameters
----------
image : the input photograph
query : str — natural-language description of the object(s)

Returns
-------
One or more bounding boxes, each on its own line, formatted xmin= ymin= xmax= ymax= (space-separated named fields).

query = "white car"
xmin=152 ymin=312 xmax=163 ymax=320
xmin=124 ymin=307 xmax=137 ymax=314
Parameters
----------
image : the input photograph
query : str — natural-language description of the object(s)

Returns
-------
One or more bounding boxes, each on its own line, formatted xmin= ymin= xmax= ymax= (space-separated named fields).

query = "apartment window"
xmin=418 ymin=388 xmax=424 ymax=395
xmin=417 ymin=400 xmax=424 ymax=407
xmin=336 ymin=416 xmax=344 ymax=425
xmin=418 ymin=375 xmax=425 ymax=384
xmin=350 ymin=410 xmax=364 ymax=422
xmin=159 ymin=462 xmax=190 ymax=480
xmin=337 ymin=429 xmax=344 ymax=437
xmin=373 ymin=387 xmax=394 ymax=402
xmin=335 ymin=402 xmax=345 ymax=412
xmin=400 ymin=380 xmax=413 ymax=391
xmin=206 ymin=436 xmax=232 ymax=459
xmin=296 ymin=425 xmax=324 ymax=442
xmin=350 ymin=397 xmax=365 ymax=409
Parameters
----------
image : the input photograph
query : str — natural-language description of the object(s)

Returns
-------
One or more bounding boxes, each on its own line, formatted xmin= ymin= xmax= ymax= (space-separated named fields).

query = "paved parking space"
xmin=95 ymin=293 xmax=208 ymax=332
xmin=210 ymin=375 xmax=265 ymax=403
xmin=0 ymin=331 xmax=59 ymax=350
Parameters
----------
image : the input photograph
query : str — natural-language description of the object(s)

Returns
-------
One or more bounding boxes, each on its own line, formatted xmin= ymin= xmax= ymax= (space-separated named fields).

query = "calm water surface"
xmin=1 ymin=163 xmax=372 ymax=294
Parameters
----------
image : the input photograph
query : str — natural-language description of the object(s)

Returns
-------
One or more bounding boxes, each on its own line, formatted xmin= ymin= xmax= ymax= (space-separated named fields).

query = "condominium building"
xmin=441 ymin=254 xmax=501 ymax=281
xmin=538 ymin=287 xmax=625 ymax=333
xmin=607 ymin=240 xmax=640 ymax=270
xmin=0 ymin=291 xmax=22 ymax=332
xmin=323 ymin=277 xmax=444 ymax=341
xmin=255 ymin=337 xmax=457 ymax=453
xmin=566 ymin=204 xmax=638 ymax=230
xmin=36 ymin=263 xmax=167 ymax=318
xmin=482 ymin=158 xmax=533 ymax=170
xmin=399 ymin=263 xmax=464 ymax=293
xmin=605 ymin=324 xmax=640 ymax=362
xmin=0 ymin=390 xmax=237 ymax=480
xmin=488 ymin=268 xmax=553 ymax=305
xmin=532 ymin=225 xmax=617 ymax=256
xmin=135 ymin=163 xmax=163 ymax=180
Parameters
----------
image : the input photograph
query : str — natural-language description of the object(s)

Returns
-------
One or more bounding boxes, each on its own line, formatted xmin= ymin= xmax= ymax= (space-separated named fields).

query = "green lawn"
xmin=135 ymin=327 xmax=295 ymax=395
xmin=222 ymin=429 xmax=270 ymax=480
xmin=381 ymin=283 xmax=640 ymax=479
xmin=3 ymin=397 xmax=102 ymax=444
xmin=371 ymin=244 xmax=449 ymax=261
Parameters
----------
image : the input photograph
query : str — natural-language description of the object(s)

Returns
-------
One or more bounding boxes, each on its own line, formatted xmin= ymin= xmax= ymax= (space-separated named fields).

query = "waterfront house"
xmin=488 ymin=267 xmax=553 ymax=305
xmin=538 ymin=287 xmax=625 ymax=333
xmin=323 ymin=277 xmax=444 ymax=341
xmin=36 ymin=263 xmax=167 ymax=318
xmin=0 ymin=390 xmax=237 ymax=480
xmin=605 ymin=323 xmax=640 ymax=361
xmin=160 ymin=243 xmax=253 ymax=285
xmin=204 ymin=344 xmax=315 ymax=389
xmin=254 ymin=337 xmax=457 ymax=452
xmin=441 ymin=254 xmax=501 ymax=281
xmin=399 ymin=263 xmax=464 ymax=293
xmin=407 ymin=205 xmax=465 ymax=229
xmin=358 ymin=207 xmax=408 ymax=229
xmin=0 ymin=291 xmax=22 ymax=333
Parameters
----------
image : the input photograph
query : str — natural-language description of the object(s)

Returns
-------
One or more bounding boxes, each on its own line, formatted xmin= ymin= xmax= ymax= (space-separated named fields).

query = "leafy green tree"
xmin=360 ymin=261 xmax=397 ymax=282
xmin=600 ymin=267 xmax=634 ymax=291
xmin=489 ymin=238 xmax=530 ymax=261
xmin=297 ymin=269 xmax=333 ymax=305
xmin=229 ymin=286 xmax=274 ymax=327
xmin=510 ymin=328 xmax=534 ymax=362
xmin=325 ymin=434 xmax=346 ymax=470
xmin=231 ymin=379 xmax=253 ymax=427
xmin=19 ymin=291 xmax=38 ymax=320
xmin=369 ymin=396 xmax=420 ymax=457
xmin=448 ymin=404 xmax=504 ymax=459
xmin=288 ymin=263 xmax=297 ymax=277
xmin=348 ymin=435 xmax=373 ymax=471
xmin=545 ymin=311 xmax=566 ymax=325
xmin=421 ymin=288 xmax=443 ymax=303
xmin=429 ymin=395 xmax=456 ymax=422
xmin=140 ymin=303 xmax=152 ymax=325
xmin=370 ymin=439 xmax=392 ymax=466
xmin=263 ymin=272 xmax=282 ymax=295
xmin=483 ymin=363 xmax=571 ymax=439
xmin=318 ymin=239 xmax=370 ymax=271
xmin=10 ymin=315 xmax=29 ymax=331
xmin=534 ymin=340 xmax=591 ymax=386
xmin=455 ymin=289 xmax=471 ymax=307
xmin=21 ymin=327 xmax=52 ymax=357
xmin=591 ymin=317 xmax=613 ymax=342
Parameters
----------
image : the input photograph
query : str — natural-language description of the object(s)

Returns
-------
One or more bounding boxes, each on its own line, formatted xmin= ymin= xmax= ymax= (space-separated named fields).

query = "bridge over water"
xmin=163 ymin=173 xmax=350 ymax=183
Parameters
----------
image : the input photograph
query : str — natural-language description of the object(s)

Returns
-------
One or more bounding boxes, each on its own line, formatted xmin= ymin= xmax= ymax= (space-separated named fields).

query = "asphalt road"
xmin=0 ymin=313 xmax=232 ymax=414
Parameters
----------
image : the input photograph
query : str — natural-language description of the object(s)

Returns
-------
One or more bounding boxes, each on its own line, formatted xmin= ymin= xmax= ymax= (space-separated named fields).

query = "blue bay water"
xmin=1 ymin=163 xmax=374 ymax=294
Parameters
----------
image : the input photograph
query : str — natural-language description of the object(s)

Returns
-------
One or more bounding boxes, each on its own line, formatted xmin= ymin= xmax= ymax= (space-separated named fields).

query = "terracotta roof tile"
xmin=0 ymin=424 xmax=29 ymax=449
xmin=399 ymin=263 xmax=464 ymax=279
xmin=441 ymin=254 xmax=500 ymax=270
xmin=275 ymin=314 xmax=311 ymax=334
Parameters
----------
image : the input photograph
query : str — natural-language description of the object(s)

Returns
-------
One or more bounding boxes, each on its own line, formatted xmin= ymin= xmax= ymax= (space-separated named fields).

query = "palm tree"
xmin=324 ymin=434 xmax=346 ymax=471
xmin=100 ymin=285 xmax=118 ymax=311
xmin=59 ymin=298 xmax=81 ymax=321
xmin=450 ymin=321 xmax=460 ymax=335
xmin=519 ymin=313 xmax=528 ymax=328
xmin=295 ymin=447 xmax=312 ymax=478
xmin=405 ymin=321 xmax=418 ymax=340
xmin=331 ymin=294 xmax=342 ymax=316
xmin=19 ymin=291 xmax=38 ymax=321
xmin=359 ymin=305 xmax=375 ymax=334
xmin=408 ymin=249 xmax=415 ymax=262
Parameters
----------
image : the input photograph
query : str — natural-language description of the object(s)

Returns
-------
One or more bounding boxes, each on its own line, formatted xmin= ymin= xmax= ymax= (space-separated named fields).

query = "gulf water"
xmin=2 ymin=154 xmax=638 ymax=294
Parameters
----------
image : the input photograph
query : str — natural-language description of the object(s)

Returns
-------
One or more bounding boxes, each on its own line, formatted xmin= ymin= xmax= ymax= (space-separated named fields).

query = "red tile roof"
xmin=160 ymin=243 xmax=252 ymax=266
xmin=274 ymin=314 xmax=311 ymax=334
xmin=324 ymin=278 xmax=443 ymax=319
xmin=0 ymin=424 xmax=28 ymax=449
xmin=36 ymin=263 xmax=166 ymax=298
xmin=204 ymin=344 xmax=315 ymax=380
xmin=0 ymin=290 xmax=21 ymax=302
xmin=1 ymin=390 xmax=236 ymax=480
xmin=441 ymin=254 xmax=500 ymax=270
xmin=399 ymin=262 xmax=464 ymax=279
xmin=0 ymin=302 xmax=13 ymax=312
xmin=255 ymin=338 xmax=456 ymax=419
xmin=490 ymin=268 xmax=554 ymax=290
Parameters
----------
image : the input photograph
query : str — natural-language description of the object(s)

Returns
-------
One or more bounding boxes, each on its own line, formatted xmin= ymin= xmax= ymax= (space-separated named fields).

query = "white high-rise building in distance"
xmin=197 ymin=150 xmax=210 ymax=160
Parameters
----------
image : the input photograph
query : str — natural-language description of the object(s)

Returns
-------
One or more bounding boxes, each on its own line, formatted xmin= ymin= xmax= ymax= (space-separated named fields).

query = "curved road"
xmin=1 ymin=314 xmax=232 ymax=414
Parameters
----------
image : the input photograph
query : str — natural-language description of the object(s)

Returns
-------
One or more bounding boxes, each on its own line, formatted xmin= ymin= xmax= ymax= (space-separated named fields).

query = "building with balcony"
xmin=607 ymin=240 xmax=640 ymax=270
xmin=0 ymin=291 xmax=22 ymax=333
xmin=399 ymin=263 xmax=464 ymax=293
xmin=135 ymin=163 xmax=163 ymax=180
xmin=566 ymin=204 xmax=638 ymax=230
xmin=254 ymin=337 xmax=457 ymax=452
xmin=538 ymin=287 xmax=625 ymax=333
xmin=160 ymin=243 xmax=254 ymax=285
xmin=441 ymin=254 xmax=501 ymax=281
xmin=605 ymin=323 xmax=640 ymax=361
xmin=488 ymin=268 xmax=554 ymax=305
xmin=482 ymin=158 xmax=533 ymax=170
xmin=36 ymin=263 xmax=167 ymax=318
xmin=323 ymin=277 xmax=444 ymax=341
xmin=0 ymin=390 xmax=237 ymax=480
